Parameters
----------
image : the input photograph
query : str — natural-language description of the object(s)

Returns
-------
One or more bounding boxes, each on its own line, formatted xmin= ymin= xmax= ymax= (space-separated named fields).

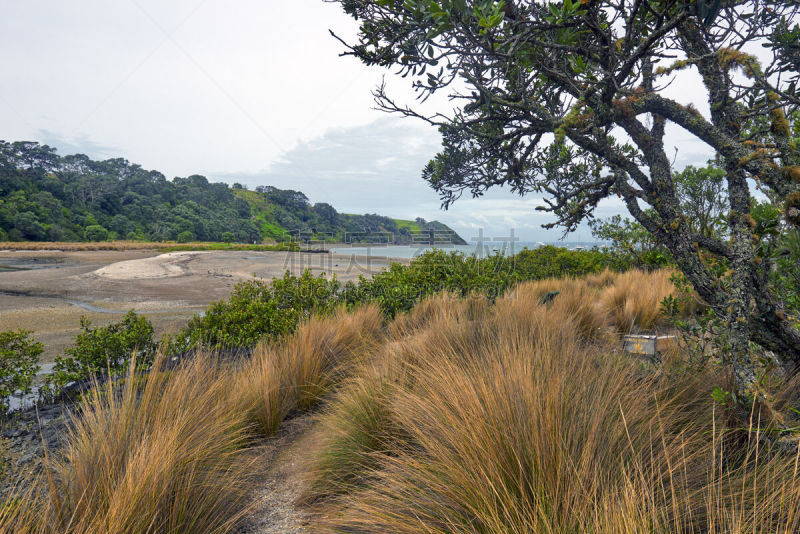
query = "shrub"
xmin=221 ymin=231 xmax=235 ymax=244
xmin=84 ymin=225 xmax=108 ymax=242
xmin=172 ymin=270 xmax=343 ymax=352
xmin=177 ymin=230 xmax=194 ymax=243
xmin=347 ymin=246 xmax=624 ymax=317
xmin=590 ymin=214 xmax=673 ymax=269
xmin=48 ymin=311 xmax=156 ymax=388
xmin=0 ymin=330 xmax=42 ymax=412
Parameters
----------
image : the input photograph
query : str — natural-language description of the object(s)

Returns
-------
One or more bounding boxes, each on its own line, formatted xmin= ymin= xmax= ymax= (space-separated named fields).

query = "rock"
xmin=15 ymin=452 xmax=33 ymax=468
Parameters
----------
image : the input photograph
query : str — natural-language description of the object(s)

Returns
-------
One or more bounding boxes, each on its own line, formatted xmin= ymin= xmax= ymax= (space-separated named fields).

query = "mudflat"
xmin=0 ymin=249 xmax=397 ymax=362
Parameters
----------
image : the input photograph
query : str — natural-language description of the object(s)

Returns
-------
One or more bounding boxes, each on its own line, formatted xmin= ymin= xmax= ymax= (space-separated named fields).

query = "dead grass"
xmin=234 ymin=304 xmax=384 ymax=436
xmin=600 ymin=269 xmax=676 ymax=333
xmin=7 ymin=269 xmax=797 ymax=533
xmin=0 ymin=241 xmax=172 ymax=251
xmin=1 ymin=353 xmax=258 ymax=533
xmin=306 ymin=272 xmax=800 ymax=533
xmin=0 ymin=241 xmax=290 ymax=252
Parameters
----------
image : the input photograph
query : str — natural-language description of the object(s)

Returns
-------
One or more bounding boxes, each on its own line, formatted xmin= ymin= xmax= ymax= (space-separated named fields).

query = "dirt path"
xmin=240 ymin=414 xmax=318 ymax=533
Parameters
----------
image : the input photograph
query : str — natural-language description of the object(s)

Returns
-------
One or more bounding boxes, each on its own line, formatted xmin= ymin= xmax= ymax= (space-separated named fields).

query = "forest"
xmin=0 ymin=141 xmax=464 ymax=245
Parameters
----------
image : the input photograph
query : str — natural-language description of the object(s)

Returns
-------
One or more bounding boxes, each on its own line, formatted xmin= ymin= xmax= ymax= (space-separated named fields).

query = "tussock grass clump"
xmin=584 ymin=267 xmax=618 ymax=289
xmin=600 ymin=268 xmax=676 ymax=333
xmin=388 ymin=292 xmax=489 ymax=339
xmin=505 ymin=278 xmax=608 ymax=340
xmin=305 ymin=373 xmax=398 ymax=503
xmin=235 ymin=304 xmax=384 ymax=435
xmin=308 ymin=274 xmax=800 ymax=533
xmin=1 ymin=352 xmax=257 ymax=533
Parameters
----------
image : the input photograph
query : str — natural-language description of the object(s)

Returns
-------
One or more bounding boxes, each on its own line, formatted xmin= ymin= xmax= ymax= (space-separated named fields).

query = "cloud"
xmin=36 ymin=130 xmax=120 ymax=161
xmin=215 ymin=116 xmax=645 ymax=241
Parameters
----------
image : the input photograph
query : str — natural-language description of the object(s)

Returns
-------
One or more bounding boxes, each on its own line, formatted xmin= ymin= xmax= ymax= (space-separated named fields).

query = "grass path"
xmin=241 ymin=413 xmax=317 ymax=533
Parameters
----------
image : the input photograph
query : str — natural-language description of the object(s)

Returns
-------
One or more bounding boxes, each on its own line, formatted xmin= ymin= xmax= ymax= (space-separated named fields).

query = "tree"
xmin=84 ymin=224 xmax=108 ymax=242
xmin=177 ymin=230 xmax=194 ymax=243
xmin=13 ymin=211 xmax=46 ymax=241
xmin=221 ymin=231 xmax=235 ymax=244
xmin=674 ymin=163 xmax=728 ymax=239
xmin=589 ymin=214 xmax=669 ymax=268
xmin=313 ymin=202 xmax=339 ymax=227
xmin=331 ymin=0 xmax=800 ymax=380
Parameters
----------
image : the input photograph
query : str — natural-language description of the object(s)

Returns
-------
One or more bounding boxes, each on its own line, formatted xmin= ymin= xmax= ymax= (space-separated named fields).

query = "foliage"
xmin=0 ymin=330 xmax=42 ymax=412
xmin=590 ymin=214 xmax=671 ymax=269
xmin=744 ymin=199 xmax=800 ymax=314
xmin=0 ymin=141 xmax=464 ymax=245
xmin=176 ymin=230 xmax=194 ymax=243
xmin=47 ymin=311 xmax=156 ymax=389
xmin=83 ymin=224 xmax=108 ymax=242
xmin=346 ymin=246 xmax=625 ymax=317
xmin=772 ymin=228 xmax=800 ymax=314
xmin=330 ymin=0 xmax=800 ymax=373
xmin=673 ymin=162 xmax=728 ymax=239
xmin=171 ymin=271 xmax=343 ymax=352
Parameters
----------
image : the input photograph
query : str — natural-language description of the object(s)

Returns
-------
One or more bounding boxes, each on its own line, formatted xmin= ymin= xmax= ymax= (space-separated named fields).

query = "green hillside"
xmin=0 ymin=140 xmax=466 ymax=245
xmin=234 ymin=187 xmax=466 ymax=244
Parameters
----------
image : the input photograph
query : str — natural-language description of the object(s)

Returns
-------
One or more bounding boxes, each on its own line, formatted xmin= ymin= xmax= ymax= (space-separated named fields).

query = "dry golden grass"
xmin=1 ymin=353 xmax=258 ymax=533
xmin=584 ymin=267 xmax=618 ymax=289
xmin=234 ymin=304 xmax=384 ymax=435
xmin=0 ymin=304 xmax=384 ymax=533
xmin=388 ymin=292 xmax=490 ymax=339
xmin=7 ymin=269 xmax=797 ymax=533
xmin=0 ymin=241 xmax=171 ymax=251
xmin=506 ymin=277 xmax=608 ymax=340
xmin=306 ymin=274 xmax=800 ymax=533
xmin=600 ymin=268 xmax=676 ymax=333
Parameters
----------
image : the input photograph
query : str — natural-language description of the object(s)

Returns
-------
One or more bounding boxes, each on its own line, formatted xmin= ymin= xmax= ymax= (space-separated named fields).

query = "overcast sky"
xmin=0 ymin=0 xmax=715 ymax=241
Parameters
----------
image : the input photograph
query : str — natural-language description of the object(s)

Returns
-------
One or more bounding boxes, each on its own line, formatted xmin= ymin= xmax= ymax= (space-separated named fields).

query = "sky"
xmin=0 ymin=0 xmax=716 ymax=241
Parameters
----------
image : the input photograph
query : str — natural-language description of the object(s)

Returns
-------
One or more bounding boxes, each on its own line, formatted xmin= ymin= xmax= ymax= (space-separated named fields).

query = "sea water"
xmin=329 ymin=242 xmax=603 ymax=260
